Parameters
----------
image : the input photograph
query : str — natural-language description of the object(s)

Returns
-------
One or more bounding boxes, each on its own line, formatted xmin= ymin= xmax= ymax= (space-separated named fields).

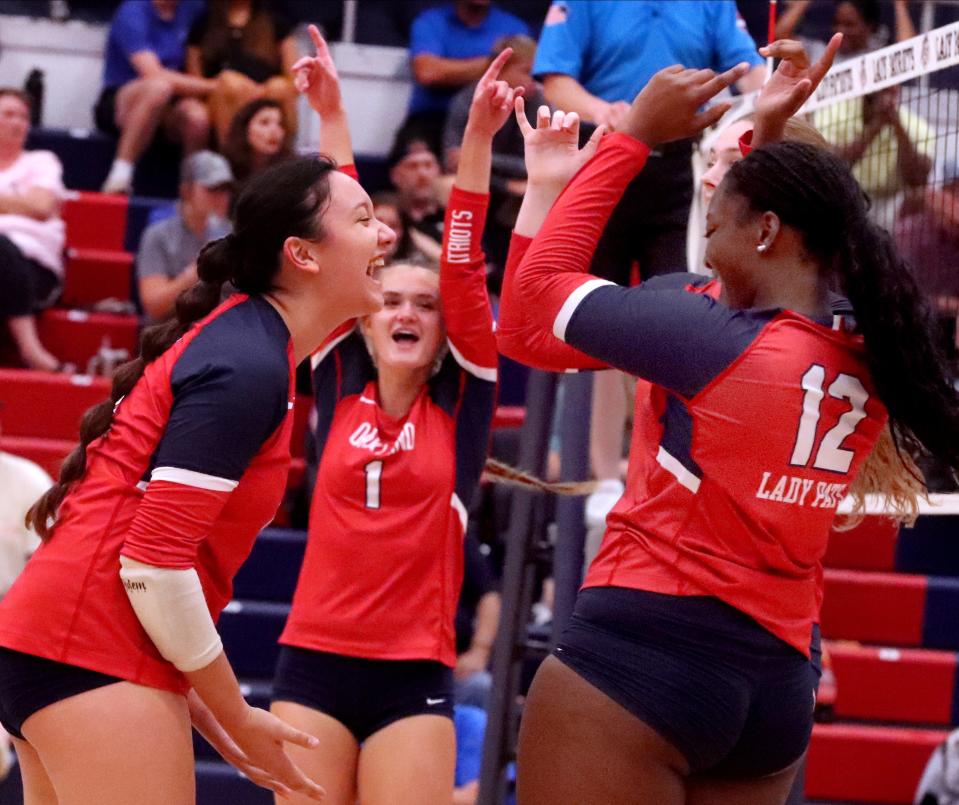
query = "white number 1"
xmin=364 ymin=460 xmax=383 ymax=509
xmin=790 ymin=366 xmax=869 ymax=474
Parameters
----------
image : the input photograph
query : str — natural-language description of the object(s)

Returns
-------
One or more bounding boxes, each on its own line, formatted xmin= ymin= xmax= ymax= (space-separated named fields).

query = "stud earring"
xmin=756 ymin=244 xmax=767 ymax=253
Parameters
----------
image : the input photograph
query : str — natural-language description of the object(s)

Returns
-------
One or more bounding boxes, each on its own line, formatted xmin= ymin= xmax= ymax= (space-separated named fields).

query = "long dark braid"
xmin=27 ymin=156 xmax=337 ymax=539
xmin=725 ymin=141 xmax=959 ymax=484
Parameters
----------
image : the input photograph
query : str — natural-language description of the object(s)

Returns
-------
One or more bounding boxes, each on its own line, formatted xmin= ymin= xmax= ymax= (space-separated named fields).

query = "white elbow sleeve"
xmin=119 ymin=555 xmax=223 ymax=673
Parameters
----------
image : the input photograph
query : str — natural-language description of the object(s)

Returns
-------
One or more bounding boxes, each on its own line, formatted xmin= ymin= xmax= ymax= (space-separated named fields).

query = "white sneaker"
xmin=585 ymin=479 xmax=625 ymax=529
xmin=101 ymin=160 xmax=133 ymax=194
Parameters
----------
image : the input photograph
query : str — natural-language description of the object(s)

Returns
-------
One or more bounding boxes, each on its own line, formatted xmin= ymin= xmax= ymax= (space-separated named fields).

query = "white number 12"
xmin=789 ymin=366 xmax=869 ymax=474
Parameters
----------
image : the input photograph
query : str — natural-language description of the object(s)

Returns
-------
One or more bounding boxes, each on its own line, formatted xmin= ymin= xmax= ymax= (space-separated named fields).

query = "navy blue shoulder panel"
xmin=566 ymin=284 xmax=777 ymax=398
xmin=153 ymin=297 xmax=291 ymax=481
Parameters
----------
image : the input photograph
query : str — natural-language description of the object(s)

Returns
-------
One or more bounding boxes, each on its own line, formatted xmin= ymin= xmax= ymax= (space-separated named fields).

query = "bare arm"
xmin=542 ymin=73 xmax=628 ymax=128
xmin=412 ymin=53 xmax=489 ymax=89
xmin=890 ymin=115 xmax=933 ymax=186
xmin=130 ymin=50 xmax=215 ymax=97
xmin=894 ymin=0 xmax=917 ymax=42
xmin=774 ymin=0 xmax=812 ymax=40
xmin=0 ymin=187 xmax=58 ymax=220
xmin=293 ymin=26 xmax=353 ymax=166
xmin=139 ymin=265 xmax=199 ymax=321
xmin=735 ymin=64 xmax=767 ymax=94
xmin=184 ymin=45 xmax=203 ymax=78
xmin=278 ymin=35 xmax=299 ymax=76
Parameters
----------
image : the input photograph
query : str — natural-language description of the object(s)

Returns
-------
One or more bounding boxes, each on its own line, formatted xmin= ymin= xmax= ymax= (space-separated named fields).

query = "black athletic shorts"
xmin=555 ymin=586 xmax=821 ymax=778
xmin=271 ymin=646 xmax=454 ymax=743
xmin=94 ymin=86 xmax=120 ymax=137
xmin=0 ymin=647 xmax=123 ymax=739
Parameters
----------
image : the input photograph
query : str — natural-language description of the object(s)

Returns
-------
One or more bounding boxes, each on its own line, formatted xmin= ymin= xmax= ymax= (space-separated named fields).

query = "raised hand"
xmin=619 ymin=62 xmax=752 ymax=148
xmin=292 ymin=24 xmax=343 ymax=117
xmin=466 ymin=47 xmax=526 ymax=138
xmin=754 ymin=33 xmax=842 ymax=138
xmin=515 ymin=96 xmax=606 ymax=191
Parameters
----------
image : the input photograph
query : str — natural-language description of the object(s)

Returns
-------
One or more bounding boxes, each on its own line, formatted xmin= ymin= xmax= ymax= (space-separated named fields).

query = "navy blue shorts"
xmin=555 ymin=586 xmax=821 ymax=778
xmin=0 ymin=647 xmax=123 ymax=740
xmin=271 ymin=646 xmax=454 ymax=743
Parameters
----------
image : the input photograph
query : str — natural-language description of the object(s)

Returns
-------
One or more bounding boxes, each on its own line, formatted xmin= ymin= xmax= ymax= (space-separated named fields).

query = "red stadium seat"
xmin=62 ymin=191 xmax=128 ymax=251
xmin=0 ymin=435 xmax=73 ymax=478
xmin=38 ymin=310 xmax=138 ymax=370
xmin=821 ymin=569 xmax=927 ymax=646
xmin=824 ymin=515 xmax=899 ymax=572
xmin=0 ymin=369 xmax=109 ymax=441
xmin=828 ymin=641 xmax=957 ymax=725
xmin=61 ymin=248 xmax=134 ymax=307
xmin=806 ymin=723 xmax=946 ymax=804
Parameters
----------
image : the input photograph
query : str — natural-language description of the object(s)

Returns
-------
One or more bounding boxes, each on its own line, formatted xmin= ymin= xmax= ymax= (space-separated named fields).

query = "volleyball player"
xmin=501 ymin=64 xmax=959 ymax=804
xmin=0 ymin=140 xmax=396 ymax=801
xmin=268 ymin=40 xmax=520 ymax=805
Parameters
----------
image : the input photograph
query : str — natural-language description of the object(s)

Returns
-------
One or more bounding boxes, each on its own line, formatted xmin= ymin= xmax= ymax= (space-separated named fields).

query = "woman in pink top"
xmin=0 ymin=88 xmax=66 ymax=372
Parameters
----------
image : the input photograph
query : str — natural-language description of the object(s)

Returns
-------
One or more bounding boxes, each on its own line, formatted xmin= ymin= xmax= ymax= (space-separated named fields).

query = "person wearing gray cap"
xmin=136 ymin=150 xmax=233 ymax=322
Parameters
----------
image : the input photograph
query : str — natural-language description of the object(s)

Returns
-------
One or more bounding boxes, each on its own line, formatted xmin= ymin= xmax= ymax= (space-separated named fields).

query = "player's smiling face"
xmin=703 ymin=185 xmax=761 ymax=309
xmin=362 ymin=265 xmax=445 ymax=374
xmin=305 ymin=171 xmax=395 ymax=316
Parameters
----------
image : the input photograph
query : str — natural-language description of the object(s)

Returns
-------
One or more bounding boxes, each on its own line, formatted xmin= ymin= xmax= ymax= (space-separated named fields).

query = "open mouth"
xmin=392 ymin=329 xmax=420 ymax=344
xmin=367 ymin=257 xmax=385 ymax=277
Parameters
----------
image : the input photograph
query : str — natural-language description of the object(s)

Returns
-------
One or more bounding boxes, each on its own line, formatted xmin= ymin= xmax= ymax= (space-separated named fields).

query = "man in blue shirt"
xmin=405 ymin=0 xmax=530 ymax=155
xmin=95 ymin=0 xmax=215 ymax=194
xmin=534 ymin=0 xmax=764 ymax=278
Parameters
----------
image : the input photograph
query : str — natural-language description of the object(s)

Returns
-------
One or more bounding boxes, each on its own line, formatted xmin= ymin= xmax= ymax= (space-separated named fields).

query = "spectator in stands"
xmin=896 ymin=158 xmax=959 ymax=345
xmin=371 ymin=192 xmax=429 ymax=264
xmin=137 ymin=151 xmax=233 ymax=322
xmin=407 ymin=0 xmax=532 ymax=155
xmin=186 ymin=0 xmax=299 ymax=147
xmin=455 ymin=533 xmax=500 ymax=710
xmin=775 ymin=0 xmax=916 ymax=62
xmin=387 ymin=130 xmax=445 ymax=263
xmin=445 ymin=34 xmax=543 ymax=283
xmin=96 ymin=0 xmax=214 ymax=195
xmin=222 ymin=97 xmax=294 ymax=191
xmin=0 ymin=89 xmax=66 ymax=373
xmin=816 ymin=85 xmax=934 ymax=227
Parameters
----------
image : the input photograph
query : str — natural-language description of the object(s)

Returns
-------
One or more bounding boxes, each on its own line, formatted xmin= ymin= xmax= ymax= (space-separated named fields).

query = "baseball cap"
xmin=180 ymin=151 xmax=234 ymax=188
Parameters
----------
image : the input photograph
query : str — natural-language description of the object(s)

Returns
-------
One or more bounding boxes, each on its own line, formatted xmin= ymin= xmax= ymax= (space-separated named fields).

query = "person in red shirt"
xmin=269 ymin=34 xmax=516 ymax=805
xmin=0 ymin=49 xmax=396 ymax=802
xmin=500 ymin=66 xmax=959 ymax=803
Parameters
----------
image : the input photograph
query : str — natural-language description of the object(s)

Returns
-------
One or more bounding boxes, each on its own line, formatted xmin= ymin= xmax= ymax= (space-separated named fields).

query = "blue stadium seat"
xmin=218 ymin=600 xmax=289 ymax=679
xmin=232 ymin=528 xmax=306 ymax=602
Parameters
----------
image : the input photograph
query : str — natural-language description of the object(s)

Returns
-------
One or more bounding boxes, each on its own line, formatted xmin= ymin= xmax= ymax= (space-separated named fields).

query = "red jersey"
xmin=498 ymin=134 xmax=886 ymax=656
xmin=0 ymin=295 xmax=295 ymax=692
xmin=280 ymin=187 xmax=498 ymax=667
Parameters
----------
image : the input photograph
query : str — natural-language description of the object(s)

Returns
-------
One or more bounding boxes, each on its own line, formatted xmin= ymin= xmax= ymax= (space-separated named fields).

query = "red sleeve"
xmin=496 ymin=232 xmax=608 ymax=372
xmin=497 ymin=133 xmax=650 ymax=370
xmin=440 ymin=186 xmax=498 ymax=382
xmin=339 ymin=163 xmax=359 ymax=181
xmin=121 ymin=481 xmax=232 ymax=569
xmin=739 ymin=130 xmax=753 ymax=157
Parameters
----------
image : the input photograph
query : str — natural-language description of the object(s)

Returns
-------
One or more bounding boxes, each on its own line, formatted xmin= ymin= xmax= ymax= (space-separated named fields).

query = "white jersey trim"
xmin=310 ymin=326 xmax=356 ymax=370
xmin=151 ymin=466 xmax=239 ymax=492
xmin=552 ymin=279 xmax=615 ymax=342
xmin=451 ymin=493 xmax=468 ymax=533
xmin=655 ymin=446 xmax=701 ymax=494
xmin=448 ymin=339 xmax=497 ymax=383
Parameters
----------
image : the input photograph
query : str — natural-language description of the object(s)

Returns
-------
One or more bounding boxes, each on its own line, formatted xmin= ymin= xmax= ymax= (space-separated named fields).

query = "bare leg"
xmin=270 ymin=701 xmax=359 ymax=805
xmin=7 ymin=315 xmax=59 ymax=371
xmin=516 ymin=656 xmax=689 ymax=805
xmin=164 ymin=97 xmax=210 ymax=155
xmin=11 ymin=737 xmax=58 ymax=805
xmin=21 ymin=681 xmax=194 ymax=805
xmin=357 ymin=715 xmax=455 ymax=805
xmin=206 ymin=70 xmax=262 ymax=147
xmin=113 ymin=77 xmax=175 ymax=164
xmin=687 ymin=756 xmax=804 ymax=805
